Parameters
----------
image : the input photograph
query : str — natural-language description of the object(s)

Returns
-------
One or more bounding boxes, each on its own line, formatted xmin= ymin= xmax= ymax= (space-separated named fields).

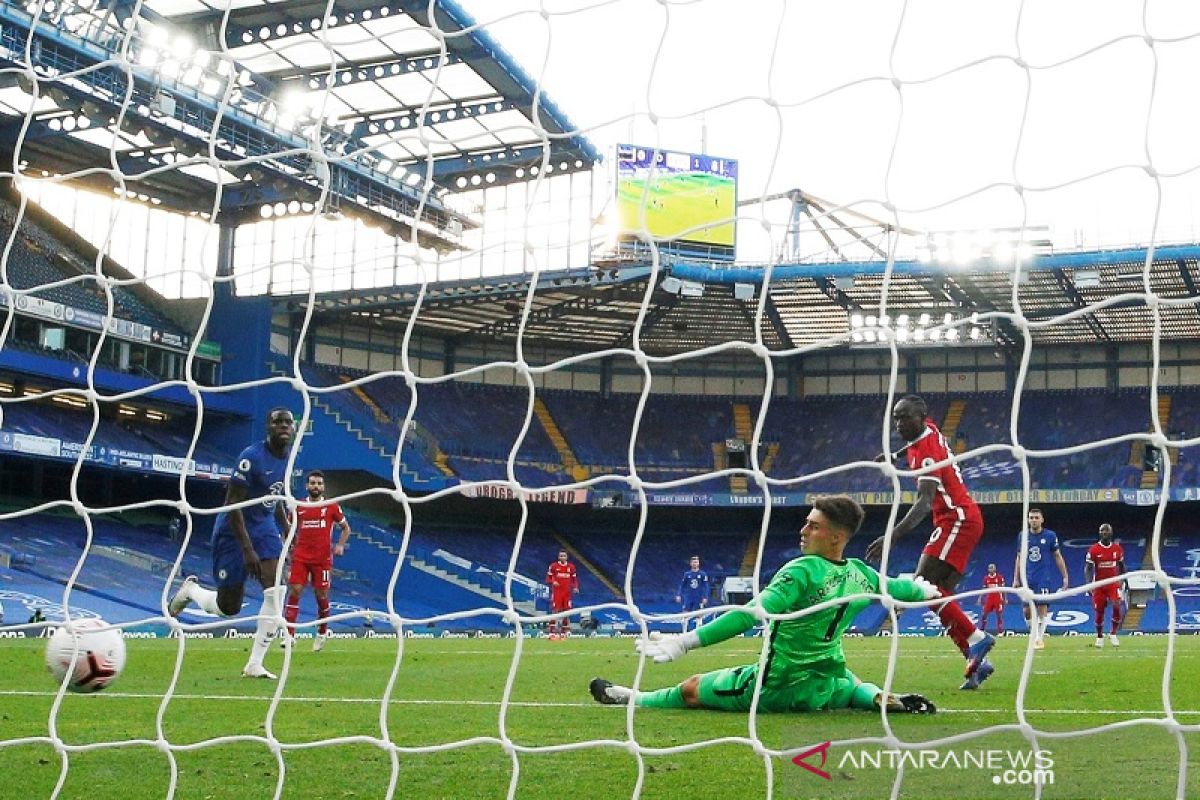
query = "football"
xmin=45 ymin=618 xmax=126 ymax=693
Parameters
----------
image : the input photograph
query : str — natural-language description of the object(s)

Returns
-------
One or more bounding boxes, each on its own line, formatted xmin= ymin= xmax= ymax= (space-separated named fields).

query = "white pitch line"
xmin=2 ymin=690 xmax=1200 ymax=715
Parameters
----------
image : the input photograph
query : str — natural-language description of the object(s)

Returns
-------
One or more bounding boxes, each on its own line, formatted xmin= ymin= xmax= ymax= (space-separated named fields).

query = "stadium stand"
xmin=1 ymin=201 xmax=185 ymax=340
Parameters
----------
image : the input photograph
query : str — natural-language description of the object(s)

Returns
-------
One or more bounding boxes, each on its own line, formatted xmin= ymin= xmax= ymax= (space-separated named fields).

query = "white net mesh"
xmin=1 ymin=1 xmax=1199 ymax=798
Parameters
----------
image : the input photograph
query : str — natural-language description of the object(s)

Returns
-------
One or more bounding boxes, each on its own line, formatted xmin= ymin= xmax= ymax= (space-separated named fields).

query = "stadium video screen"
xmin=615 ymin=144 xmax=737 ymax=249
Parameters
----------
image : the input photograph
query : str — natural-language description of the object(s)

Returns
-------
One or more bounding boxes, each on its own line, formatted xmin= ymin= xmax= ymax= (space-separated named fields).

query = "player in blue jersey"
xmin=675 ymin=555 xmax=710 ymax=632
xmin=1012 ymin=508 xmax=1069 ymax=650
xmin=170 ymin=407 xmax=295 ymax=678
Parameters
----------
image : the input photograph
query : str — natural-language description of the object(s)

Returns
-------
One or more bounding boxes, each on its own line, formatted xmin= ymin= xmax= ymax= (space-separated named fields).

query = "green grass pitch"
xmin=617 ymin=172 xmax=735 ymax=246
xmin=1 ymin=634 xmax=1198 ymax=799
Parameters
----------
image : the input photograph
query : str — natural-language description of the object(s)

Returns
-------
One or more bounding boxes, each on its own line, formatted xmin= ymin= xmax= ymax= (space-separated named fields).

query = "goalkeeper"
xmin=590 ymin=495 xmax=938 ymax=714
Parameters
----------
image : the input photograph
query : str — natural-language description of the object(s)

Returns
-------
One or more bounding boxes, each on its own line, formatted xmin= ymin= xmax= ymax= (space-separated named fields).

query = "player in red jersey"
xmin=1084 ymin=523 xmax=1126 ymax=649
xmin=283 ymin=470 xmax=350 ymax=652
xmin=979 ymin=563 xmax=1006 ymax=635
xmin=546 ymin=550 xmax=579 ymax=639
xmin=867 ymin=395 xmax=995 ymax=690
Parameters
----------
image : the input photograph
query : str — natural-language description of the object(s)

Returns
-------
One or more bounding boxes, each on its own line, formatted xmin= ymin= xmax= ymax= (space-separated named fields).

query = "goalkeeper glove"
xmin=635 ymin=631 xmax=701 ymax=663
xmin=910 ymin=576 xmax=941 ymax=601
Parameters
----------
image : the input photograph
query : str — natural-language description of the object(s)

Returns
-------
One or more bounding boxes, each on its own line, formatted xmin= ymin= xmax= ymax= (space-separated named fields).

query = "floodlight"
xmin=172 ymin=36 xmax=194 ymax=60
xmin=146 ymin=25 xmax=169 ymax=48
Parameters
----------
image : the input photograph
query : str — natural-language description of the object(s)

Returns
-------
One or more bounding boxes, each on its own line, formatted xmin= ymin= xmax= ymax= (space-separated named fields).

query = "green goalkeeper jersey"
xmin=695 ymin=555 xmax=927 ymax=668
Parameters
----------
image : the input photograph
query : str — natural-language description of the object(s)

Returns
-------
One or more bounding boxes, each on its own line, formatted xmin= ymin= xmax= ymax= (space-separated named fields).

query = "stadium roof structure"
xmin=291 ymin=243 xmax=1200 ymax=356
xmin=0 ymin=0 xmax=598 ymax=251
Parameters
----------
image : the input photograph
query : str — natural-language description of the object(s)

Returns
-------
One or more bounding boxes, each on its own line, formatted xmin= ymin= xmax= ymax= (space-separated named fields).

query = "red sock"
xmin=317 ymin=595 xmax=330 ymax=635
xmin=284 ymin=594 xmax=300 ymax=638
xmin=1095 ymin=598 xmax=1107 ymax=637
xmin=936 ymin=590 xmax=974 ymax=656
xmin=1111 ymin=603 xmax=1122 ymax=634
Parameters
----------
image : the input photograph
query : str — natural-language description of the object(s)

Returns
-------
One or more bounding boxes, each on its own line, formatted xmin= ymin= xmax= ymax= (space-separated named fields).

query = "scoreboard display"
xmin=615 ymin=144 xmax=738 ymax=250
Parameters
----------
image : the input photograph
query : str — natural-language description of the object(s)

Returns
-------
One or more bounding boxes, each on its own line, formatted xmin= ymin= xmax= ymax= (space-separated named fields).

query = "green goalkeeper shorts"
xmin=695 ymin=662 xmax=861 ymax=713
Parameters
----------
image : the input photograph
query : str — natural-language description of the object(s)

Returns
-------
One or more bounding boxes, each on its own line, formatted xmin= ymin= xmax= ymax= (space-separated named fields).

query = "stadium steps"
xmin=942 ymin=399 xmax=968 ymax=453
xmin=733 ymin=404 xmax=754 ymax=440
xmin=433 ymin=451 xmax=457 ymax=477
xmin=310 ymin=401 xmax=389 ymax=457
xmin=730 ymin=403 xmax=754 ymax=494
xmin=340 ymin=376 xmax=390 ymax=425
xmin=351 ymin=529 xmax=400 ymax=555
xmin=1121 ymin=542 xmax=1162 ymax=631
xmin=533 ymin=397 xmax=589 ymax=481
xmin=712 ymin=441 xmax=727 ymax=472
xmin=409 ymin=422 xmax=457 ymax=477
xmin=760 ymin=442 xmax=780 ymax=474
xmin=267 ymin=362 xmax=438 ymax=487
xmin=406 ymin=557 xmax=537 ymax=614
xmin=1135 ymin=394 xmax=1173 ymax=488
xmin=1122 ymin=602 xmax=1145 ymax=631
xmin=1159 ymin=394 xmax=1177 ymax=465
xmin=350 ymin=530 xmax=535 ymax=612
xmin=738 ymin=536 xmax=760 ymax=577
xmin=552 ymin=533 xmax=624 ymax=599
xmin=306 ymin=397 xmax=434 ymax=485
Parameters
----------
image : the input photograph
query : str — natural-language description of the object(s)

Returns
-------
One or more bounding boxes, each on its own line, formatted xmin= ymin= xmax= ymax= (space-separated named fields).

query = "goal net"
xmin=0 ymin=1 xmax=1197 ymax=798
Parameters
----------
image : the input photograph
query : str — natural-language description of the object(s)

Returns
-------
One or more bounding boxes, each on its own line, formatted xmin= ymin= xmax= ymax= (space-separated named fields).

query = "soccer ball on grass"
xmin=45 ymin=618 xmax=126 ymax=693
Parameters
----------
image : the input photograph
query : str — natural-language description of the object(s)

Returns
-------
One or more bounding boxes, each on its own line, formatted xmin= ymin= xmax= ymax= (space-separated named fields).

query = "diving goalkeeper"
xmin=590 ymin=494 xmax=938 ymax=714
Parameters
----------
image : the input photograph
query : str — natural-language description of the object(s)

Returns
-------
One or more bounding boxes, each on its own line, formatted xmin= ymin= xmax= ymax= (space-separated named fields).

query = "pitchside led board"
xmin=615 ymin=144 xmax=738 ymax=259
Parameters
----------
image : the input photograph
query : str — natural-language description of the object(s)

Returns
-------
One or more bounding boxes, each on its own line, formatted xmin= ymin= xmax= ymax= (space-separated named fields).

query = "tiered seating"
xmin=759 ymin=396 xmax=893 ymax=493
xmin=2 ymin=204 xmax=184 ymax=338
xmin=1 ymin=511 xmax=400 ymax=628
xmin=0 ymin=399 xmax=230 ymax=466
xmin=413 ymin=382 xmax=558 ymax=460
xmin=240 ymin=371 xmax=1200 ymax=492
